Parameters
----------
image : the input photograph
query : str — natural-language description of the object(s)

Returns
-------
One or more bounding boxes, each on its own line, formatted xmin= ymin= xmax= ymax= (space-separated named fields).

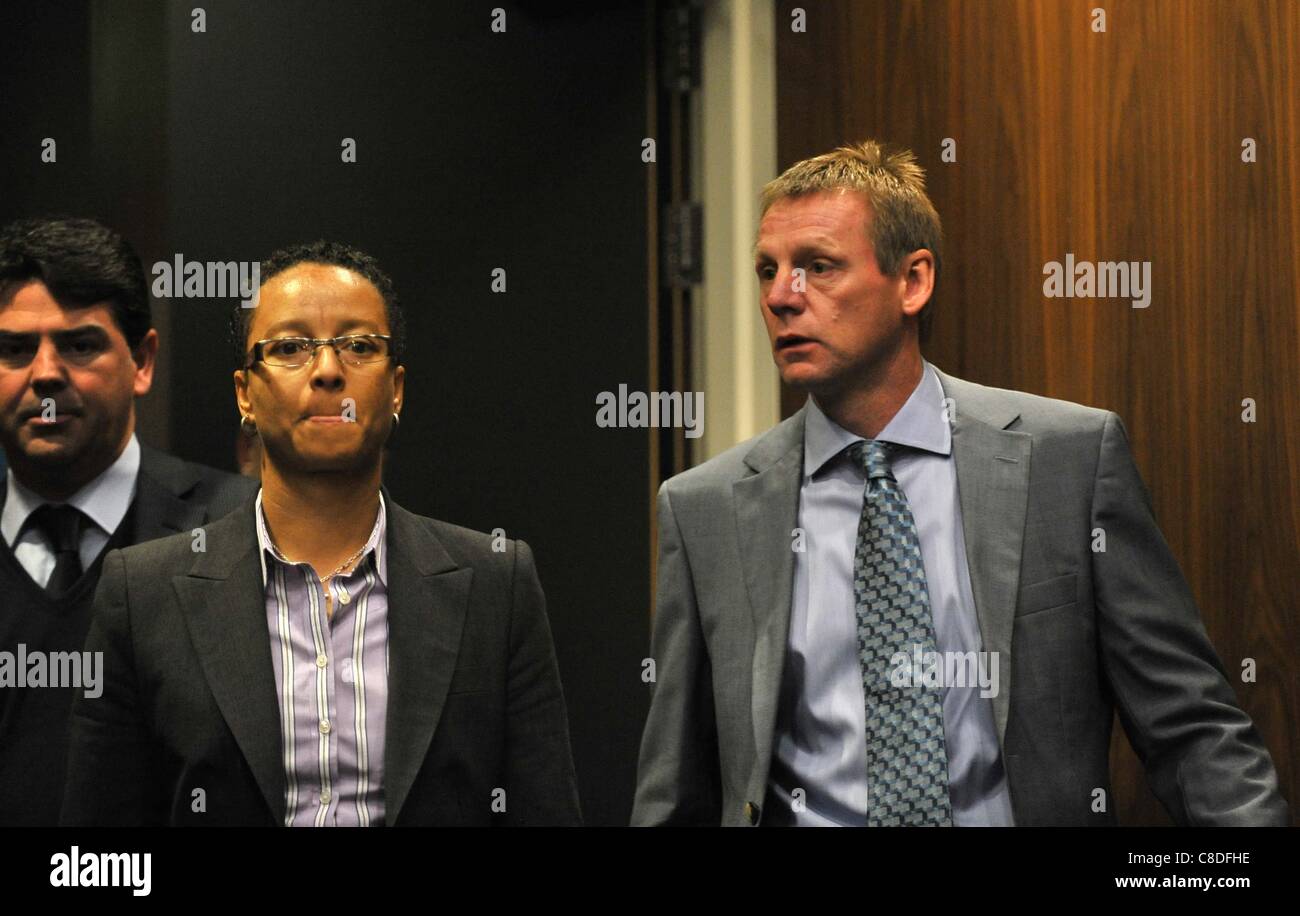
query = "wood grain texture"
xmin=775 ymin=0 xmax=1298 ymax=825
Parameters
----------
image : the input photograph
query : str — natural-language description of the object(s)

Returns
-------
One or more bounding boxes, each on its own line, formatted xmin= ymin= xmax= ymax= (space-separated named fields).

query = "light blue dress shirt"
xmin=766 ymin=360 xmax=1015 ymax=826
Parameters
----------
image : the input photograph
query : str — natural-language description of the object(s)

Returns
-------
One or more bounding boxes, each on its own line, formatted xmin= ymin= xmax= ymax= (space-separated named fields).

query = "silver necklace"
xmin=322 ymin=541 xmax=369 ymax=582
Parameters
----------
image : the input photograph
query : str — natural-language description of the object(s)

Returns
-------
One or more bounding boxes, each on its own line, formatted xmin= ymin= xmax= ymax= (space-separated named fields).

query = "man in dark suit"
xmin=631 ymin=140 xmax=1288 ymax=826
xmin=0 ymin=216 xmax=255 ymax=825
xmin=61 ymin=240 xmax=581 ymax=826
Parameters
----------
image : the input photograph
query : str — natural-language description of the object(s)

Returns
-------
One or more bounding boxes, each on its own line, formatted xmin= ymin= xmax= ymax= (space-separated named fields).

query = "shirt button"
xmin=319 ymin=719 xmax=331 ymax=734
xmin=316 ymin=654 xmax=328 ymax=668
xmin=338 ymin=588 xmax=351 ymax=605
xmin=320 ymin=790 xmax=331 ymax=805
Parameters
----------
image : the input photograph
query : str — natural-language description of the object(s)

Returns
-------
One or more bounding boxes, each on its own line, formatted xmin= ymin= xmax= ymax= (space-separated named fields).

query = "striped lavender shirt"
xmin=255 ymin=490 xmax=389 ymax=827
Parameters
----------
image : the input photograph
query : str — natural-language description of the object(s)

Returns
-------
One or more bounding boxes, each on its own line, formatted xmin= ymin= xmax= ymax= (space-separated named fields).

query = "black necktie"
xmin=25 ymin=504 xmax=87 ymax=597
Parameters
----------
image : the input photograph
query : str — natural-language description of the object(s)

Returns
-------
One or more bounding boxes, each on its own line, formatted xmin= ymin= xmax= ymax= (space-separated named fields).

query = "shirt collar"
xmin=254 ymin=488 xmax=389 ymax=587
xmin=1 ymin=433 xmax=141 ymax=545
xmin=802 ymin=358 xmax=951 ymax=479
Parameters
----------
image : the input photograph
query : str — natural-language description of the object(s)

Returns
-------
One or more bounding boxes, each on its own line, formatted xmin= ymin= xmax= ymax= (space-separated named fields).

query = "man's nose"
xmin=764 ymin=266 xmax=805 ymax=317
xmin=29 ymin=338 xmax=68 ymax=387
xmin=308 ymin=342 xmax=346 ymax=389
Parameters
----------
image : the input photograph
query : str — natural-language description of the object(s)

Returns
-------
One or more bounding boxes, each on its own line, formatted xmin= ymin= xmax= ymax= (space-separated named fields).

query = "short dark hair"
xmin=232 ymin=240 xmax=406 ymax=368
xmin=0 ymin=216 xmax=152 ymax=349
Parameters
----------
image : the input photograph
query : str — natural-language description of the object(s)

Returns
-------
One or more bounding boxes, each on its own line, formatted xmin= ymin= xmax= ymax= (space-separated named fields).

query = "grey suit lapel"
xmin=934 ymin=368 xmax=1032 ymax=749
xmin=381 ymin=501 xmax=473 ymax=824
xmin=172 ymin=499 xmax=286 ymax=823
xmin=733 ymin=410 xmax=806 ymax=793
xmin=733 ymin=367 xmax=1032 ymax=786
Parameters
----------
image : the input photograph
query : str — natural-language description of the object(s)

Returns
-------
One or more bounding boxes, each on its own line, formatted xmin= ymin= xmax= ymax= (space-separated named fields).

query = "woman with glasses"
xmin=61 ymin=241 xmax=582 ymax=826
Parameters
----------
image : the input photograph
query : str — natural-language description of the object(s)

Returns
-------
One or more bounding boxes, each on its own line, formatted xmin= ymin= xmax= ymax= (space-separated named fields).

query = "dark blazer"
xmin=0 ymin=444 xmax=254 ymax=826
xmin=632 ymin=367 xmax=1289 ymax=826
xmin=60 ymin=492 xmax=582 ymax=826
xmin=0 ymin=444 xmax=254 ymax=551
xmin=132 ymin=444 xmax=258 ymax=540
xmin=0 ymin=443 xmax=256 ymax=544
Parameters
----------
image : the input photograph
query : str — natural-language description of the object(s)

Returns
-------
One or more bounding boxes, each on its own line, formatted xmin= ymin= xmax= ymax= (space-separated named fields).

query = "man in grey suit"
xmin=631 ymin=140 xmax=1288 ymax=826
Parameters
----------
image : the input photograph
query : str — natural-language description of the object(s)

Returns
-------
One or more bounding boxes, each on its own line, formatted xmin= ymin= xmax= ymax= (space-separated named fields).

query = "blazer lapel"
xmin=733 ymin=410 xmax=806 ymax=793
xmin=1 ymin=443 xmax=207 ymax=543
xmin=934 ymin=368 xmax=1032 ymax=749
xmin=381 ymin=501 xmax=473 ymax=824
xmin=171 ymin=499 xmax=286 ymax=824
xmin=131 ymin=458 xmax=206 ymax=543
xmin=170 ymin=492 xmax=473 ymax=826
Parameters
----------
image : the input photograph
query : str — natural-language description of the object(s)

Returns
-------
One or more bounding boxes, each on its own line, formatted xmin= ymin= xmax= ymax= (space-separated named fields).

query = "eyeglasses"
xmin=246 ymin=334 xmax=393 ymax=369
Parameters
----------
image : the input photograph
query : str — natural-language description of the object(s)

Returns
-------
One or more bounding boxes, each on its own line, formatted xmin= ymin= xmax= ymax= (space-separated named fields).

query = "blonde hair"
xmin=760 ymin=139 xmax=943 ymax=340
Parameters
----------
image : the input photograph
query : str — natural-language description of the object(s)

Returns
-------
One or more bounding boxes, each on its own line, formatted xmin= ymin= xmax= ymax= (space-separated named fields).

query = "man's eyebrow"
xmin=0 ymin=326 xmax=108 ymax=339
xmin=753 ymin=238 xmax=845 ymax=260
xmin=52 ymin=326 xmax=109 ymax=339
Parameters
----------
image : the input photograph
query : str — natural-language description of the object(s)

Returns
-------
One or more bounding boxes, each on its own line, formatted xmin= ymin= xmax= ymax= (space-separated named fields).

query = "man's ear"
xmin=131 ymin=328 xmax=160 ymax=397
xmin=900 ymin=249 xmax=935 ymax=319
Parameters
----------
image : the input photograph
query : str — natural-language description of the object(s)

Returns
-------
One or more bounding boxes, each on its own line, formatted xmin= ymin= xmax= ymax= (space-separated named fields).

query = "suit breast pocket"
xmin=1016 ymin=573 xmax=1077 ymax=618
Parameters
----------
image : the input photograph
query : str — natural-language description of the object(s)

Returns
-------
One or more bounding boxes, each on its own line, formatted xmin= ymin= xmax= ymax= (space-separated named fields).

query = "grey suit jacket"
xmin=61 ymin=492 xmax=582 ymax=826
xmin=631 ymin=367 xmax=1288 ymax=826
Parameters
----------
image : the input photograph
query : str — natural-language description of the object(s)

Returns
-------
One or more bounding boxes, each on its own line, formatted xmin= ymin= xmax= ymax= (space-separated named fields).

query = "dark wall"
xmin=3 ymin=0 xmax=652 ymax=825
xmin=0 ymin=1 xmax=171 ymax=445
xmin=0 ymin=5 xmax=94 ymax=217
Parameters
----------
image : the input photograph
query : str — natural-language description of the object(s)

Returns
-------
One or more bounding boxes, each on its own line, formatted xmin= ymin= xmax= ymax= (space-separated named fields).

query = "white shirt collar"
xmin=803 ymin=358 xmax=951 ymax=479
xmin=254 ymin=488 xmax=389 ymax=588
xmin=1 ymin=433 xmax=141 ymax=545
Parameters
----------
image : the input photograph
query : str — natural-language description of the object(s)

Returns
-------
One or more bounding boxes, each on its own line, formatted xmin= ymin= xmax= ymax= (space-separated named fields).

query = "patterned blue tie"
xmin=848 ymin=439 xmax=953 ymax=826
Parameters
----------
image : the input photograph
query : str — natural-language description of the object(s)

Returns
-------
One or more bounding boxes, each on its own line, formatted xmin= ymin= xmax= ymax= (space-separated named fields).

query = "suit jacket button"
xmin=745 ymin=801 xmax=760 ymax=825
